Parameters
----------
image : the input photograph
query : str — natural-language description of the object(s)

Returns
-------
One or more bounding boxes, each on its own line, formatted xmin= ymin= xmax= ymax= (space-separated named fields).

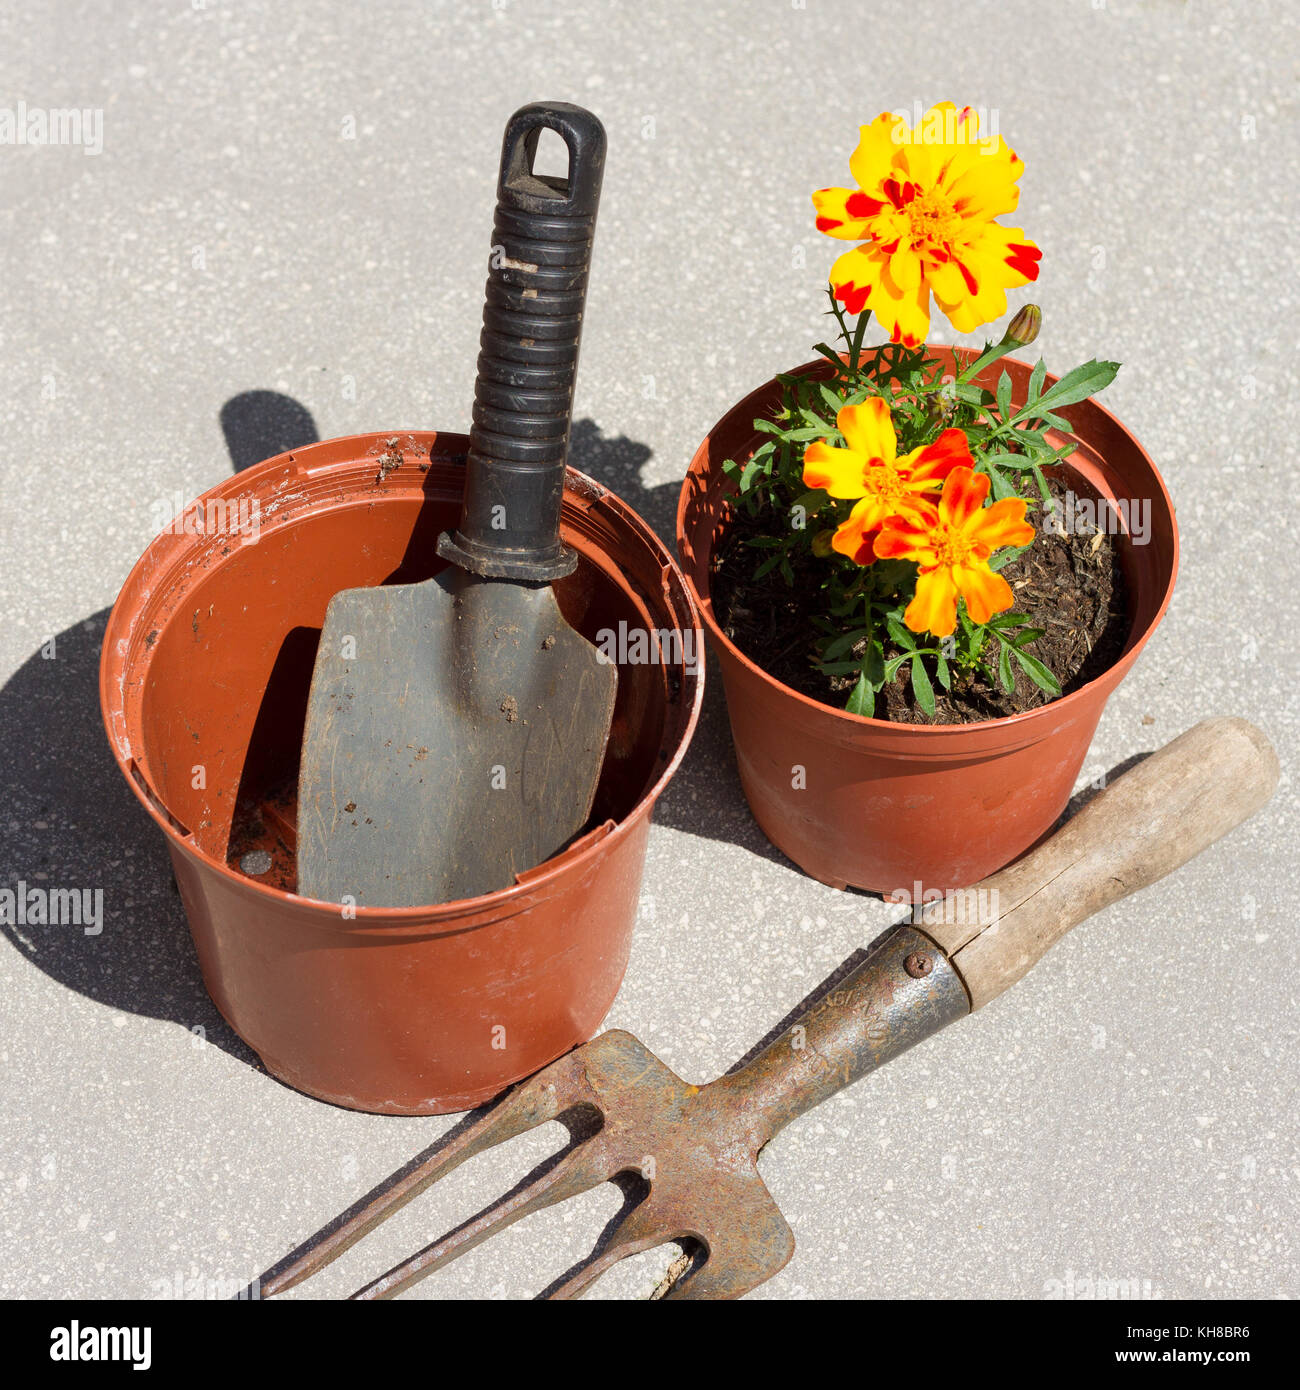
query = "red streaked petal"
xmin=903 ymin=427 xmax=974 ymax=483
xmin=1004 ymin=242 xmax=1042 ymax=281
xmin=938 ymin=466 xmax=990 ymax=528
xmin=832 ymin=497 xmax=889 ymax=566
xmin=875 ymin=502 xmax=940 ymax=560
xmin=836 ymin=280 xmax=871 ymax=314
xmin=846 ymin=190 xmax=885 ymax=217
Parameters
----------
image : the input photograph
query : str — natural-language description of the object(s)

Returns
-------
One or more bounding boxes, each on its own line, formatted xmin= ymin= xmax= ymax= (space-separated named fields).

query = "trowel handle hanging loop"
xmin=438 ymin=102 xmax=606 ymax=582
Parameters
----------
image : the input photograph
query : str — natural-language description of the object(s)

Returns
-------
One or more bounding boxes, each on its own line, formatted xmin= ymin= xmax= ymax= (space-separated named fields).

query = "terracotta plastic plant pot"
xmin=677 ymin=349 xmax=1177 ymax=897
xmin=101 ymin=431 xmax=702 ymax=1114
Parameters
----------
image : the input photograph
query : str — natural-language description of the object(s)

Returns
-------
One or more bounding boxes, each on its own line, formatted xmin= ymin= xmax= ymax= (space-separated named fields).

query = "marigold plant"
xmin=722 ymin=103 xmax=1119 ymax=719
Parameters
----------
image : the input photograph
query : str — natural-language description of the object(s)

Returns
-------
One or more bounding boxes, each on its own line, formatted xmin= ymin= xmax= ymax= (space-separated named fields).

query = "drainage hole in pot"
xmin=227 ymin=780 xmax=299 ymax=891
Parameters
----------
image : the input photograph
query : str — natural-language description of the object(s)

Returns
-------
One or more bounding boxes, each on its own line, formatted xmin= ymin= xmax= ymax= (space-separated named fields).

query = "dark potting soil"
xmin=711 ymin=472 xmax=1130 ymax=724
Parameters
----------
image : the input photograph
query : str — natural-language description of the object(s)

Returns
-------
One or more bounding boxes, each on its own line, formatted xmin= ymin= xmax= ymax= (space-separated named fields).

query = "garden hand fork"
xmin=264 ymin=717 xmax=1277 ymax=1300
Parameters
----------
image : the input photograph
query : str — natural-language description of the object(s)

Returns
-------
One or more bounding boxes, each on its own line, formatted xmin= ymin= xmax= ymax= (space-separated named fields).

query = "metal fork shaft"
xmin=708 ymin=926 xmax=969 ymax=1150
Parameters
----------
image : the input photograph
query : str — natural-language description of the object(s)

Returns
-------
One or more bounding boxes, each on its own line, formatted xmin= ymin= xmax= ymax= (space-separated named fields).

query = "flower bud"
xmin=1002 ymin=303 xmax=1041 ymax=348
xmin=811 ymin=529 xmax=836 ymax=558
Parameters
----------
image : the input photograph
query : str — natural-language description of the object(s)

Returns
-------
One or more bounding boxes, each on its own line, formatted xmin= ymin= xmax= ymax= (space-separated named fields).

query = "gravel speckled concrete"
xmin=2 ymin=0 xmax=1296 ymax=1300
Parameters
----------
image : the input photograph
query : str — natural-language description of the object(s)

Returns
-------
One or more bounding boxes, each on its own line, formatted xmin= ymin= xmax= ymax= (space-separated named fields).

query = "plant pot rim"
xmin=101 ymin=428 xmax=704 ymax=927
xmin=677 ymin=348 xmax=1179 ymax=737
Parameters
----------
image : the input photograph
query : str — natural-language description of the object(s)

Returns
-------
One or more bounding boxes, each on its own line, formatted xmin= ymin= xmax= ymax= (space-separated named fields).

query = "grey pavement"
xmin=1 ymin=0 xmax=1297 ymax=1301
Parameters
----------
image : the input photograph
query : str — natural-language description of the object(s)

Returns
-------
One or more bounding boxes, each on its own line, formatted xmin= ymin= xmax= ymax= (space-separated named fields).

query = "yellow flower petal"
xmin=828 ymin=244 xmax=883 ymax=317
xmin=869 ymin=253 xmax=932 ymax=348
xmin=802 ymin=440 xmax=866 ymax=499
xmin=965 ymin=496 xmax=1036 ymax=552
xmin=837 ymin=397 xmax=896 ymax=465
xmin=847 ymin=111 xmax=908 ymax=194
xmin=815 ymin=104 xmax=1038 ymax=341
xmin=935 ymin=225 xmax=1042 ymax=333
xmin=831 ymin=497 xmax=888 ymax=566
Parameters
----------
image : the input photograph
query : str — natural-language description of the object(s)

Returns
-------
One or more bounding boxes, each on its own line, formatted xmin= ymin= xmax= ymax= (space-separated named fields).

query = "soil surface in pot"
xmin=712 ymin=473 xmax=1130 ymax=724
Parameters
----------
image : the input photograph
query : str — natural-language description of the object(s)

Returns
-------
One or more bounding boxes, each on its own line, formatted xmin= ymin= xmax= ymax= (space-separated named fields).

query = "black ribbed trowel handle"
xmin=438 ymin=103 xmax=606 ymax=582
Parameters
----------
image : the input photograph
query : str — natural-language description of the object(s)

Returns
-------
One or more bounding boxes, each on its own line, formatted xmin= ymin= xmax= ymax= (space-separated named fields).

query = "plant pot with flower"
xmin=677 ymin=103 xmax=1178 ymax=898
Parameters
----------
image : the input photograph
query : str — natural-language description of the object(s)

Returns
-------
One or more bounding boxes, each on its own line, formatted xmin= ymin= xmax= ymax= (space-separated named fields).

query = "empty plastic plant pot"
xmin=101 ymin=431 xmax=702 ymax=1114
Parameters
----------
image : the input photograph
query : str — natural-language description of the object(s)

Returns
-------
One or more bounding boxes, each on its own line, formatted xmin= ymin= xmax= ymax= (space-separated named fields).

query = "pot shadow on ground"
xmin=0 ymin=386 xmax=1150 ymax=1117
xmin=0 ymin=606 xmax=262 ymax=1067
xmin=0 ymin=390 xmax=326 ymax=1070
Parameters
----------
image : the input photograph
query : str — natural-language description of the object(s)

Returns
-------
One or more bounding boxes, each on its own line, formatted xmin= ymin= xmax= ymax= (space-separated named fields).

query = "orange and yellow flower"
xmin=875 ymin=467 xmax=1036 ymax=637
xmin=802 ymin=397 xmax=973 ymax=564
xmin=813 ymin=102 xmax=1041 ymax=347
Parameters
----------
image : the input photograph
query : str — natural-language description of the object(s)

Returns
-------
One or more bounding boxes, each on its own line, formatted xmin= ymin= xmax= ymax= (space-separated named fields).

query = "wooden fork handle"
xmin=920 ymin=717 xmax=1278 ymax=1010
xmin=721 ymin=718 xmax=1277 ymax=1143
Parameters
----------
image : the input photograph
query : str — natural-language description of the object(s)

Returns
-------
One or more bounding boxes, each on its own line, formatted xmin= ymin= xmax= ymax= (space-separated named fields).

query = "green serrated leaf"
xmin=988 ymin=542 xmax=1032 ymax=571
xmin=790 ymin=490 xmax=828 ymax=518
xmin=753 ymin=553 xmax=781 ymax=579
xmin=822 ymin=629 xmax=867 ymax=660
xmin=980 ymin=451 xmax=1037 ymax=472
xmin=883 ymin=653 xmax=911 ymax=681
xmin=987 ymin=467 xmax=1017 ymax=501
xmin=862 ymin=639 xmax=886 ymax=688
xmin=818 ymin=382 xmax=845 ymax=416
xmin=954 ymin=382 xmax=995 ymax=406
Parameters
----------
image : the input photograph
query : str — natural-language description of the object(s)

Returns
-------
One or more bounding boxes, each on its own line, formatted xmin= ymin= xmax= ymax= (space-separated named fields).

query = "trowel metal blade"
xmin=297 ymin=567 xmax=617 ymax=908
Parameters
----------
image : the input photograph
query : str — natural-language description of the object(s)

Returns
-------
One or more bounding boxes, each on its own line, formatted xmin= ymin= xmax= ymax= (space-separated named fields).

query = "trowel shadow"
xmin=566 ymin=418 xmax=793 ymax=873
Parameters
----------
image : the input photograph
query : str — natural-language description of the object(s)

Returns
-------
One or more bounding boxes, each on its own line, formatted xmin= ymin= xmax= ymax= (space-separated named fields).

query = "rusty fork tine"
xmin=543 ymin=1229 xmax=680 ymax=1301
xmin=352 ymin=1142 xmax=613 ymax=1300
xmin=262 ymin=1052 xmax=593 ymax=1298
